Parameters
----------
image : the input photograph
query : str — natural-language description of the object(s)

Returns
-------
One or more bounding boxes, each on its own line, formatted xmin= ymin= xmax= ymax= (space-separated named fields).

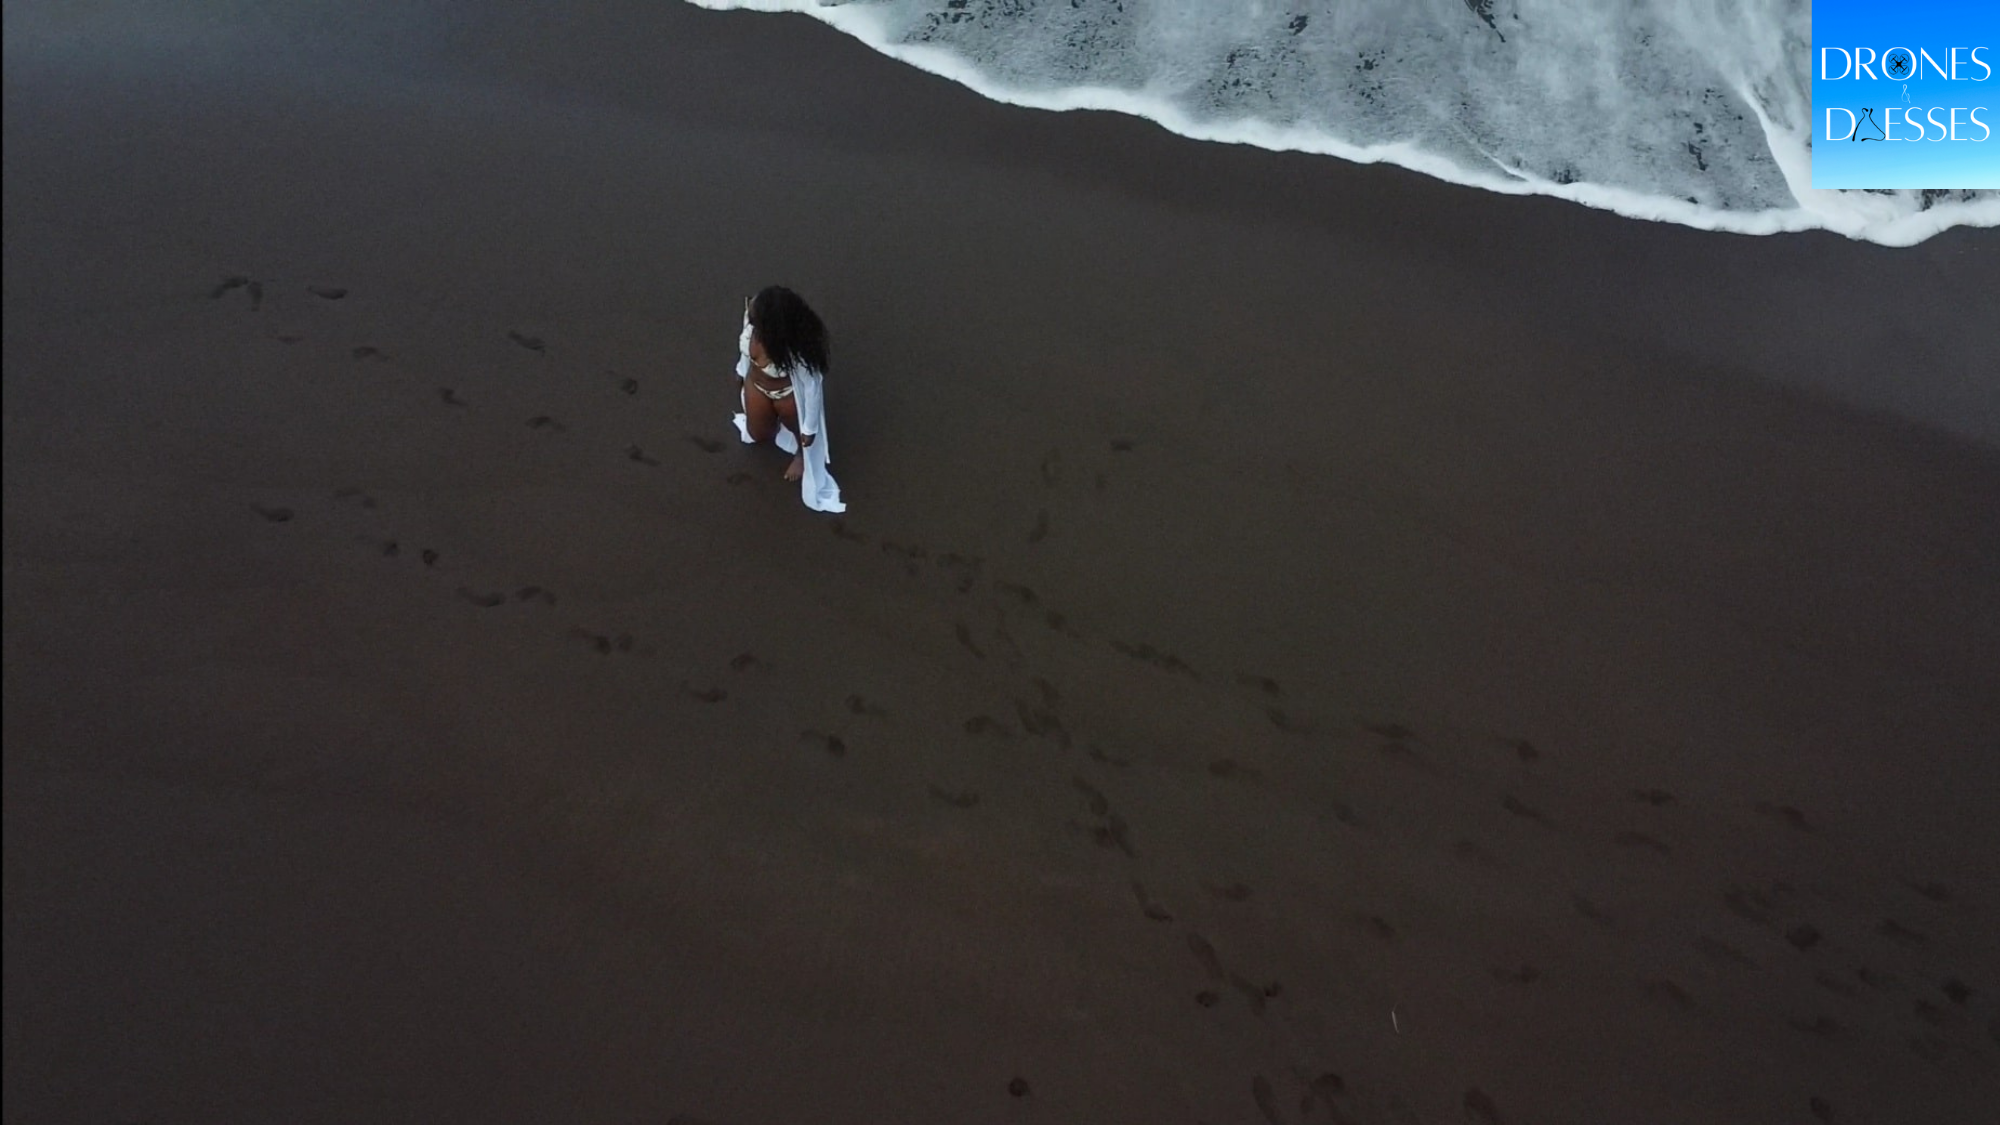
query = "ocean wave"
xmin=685 ymin=0 xmax=1999 ymax=246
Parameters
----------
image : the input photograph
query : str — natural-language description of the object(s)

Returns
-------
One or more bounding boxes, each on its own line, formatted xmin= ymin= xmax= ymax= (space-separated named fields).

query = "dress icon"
xmin=1852 ymin=107 xmax=1885 ymax=142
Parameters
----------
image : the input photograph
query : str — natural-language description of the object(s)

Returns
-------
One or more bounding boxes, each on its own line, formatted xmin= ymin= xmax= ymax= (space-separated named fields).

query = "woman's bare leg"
xmin=775 ymin=396 xmax=805 ymax=481
xmin=742 ymin=382 xmax=779 ymax=444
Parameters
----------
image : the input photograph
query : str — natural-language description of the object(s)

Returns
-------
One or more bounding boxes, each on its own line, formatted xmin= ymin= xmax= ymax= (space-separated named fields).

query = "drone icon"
xmin=1886 ymin=50 xmax=1912 ymax=79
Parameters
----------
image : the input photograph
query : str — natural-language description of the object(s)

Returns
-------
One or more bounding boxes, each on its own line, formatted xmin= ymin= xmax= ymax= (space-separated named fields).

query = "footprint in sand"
xmin=251 ymin=504 xmax=294 ymax=523
xmin=1501 ymin=794 xmax=1552 ymax=826
xmin=802 ymin=730 xmax=846 ymax=757
xmin=1087 ymin=745 xmax=1131 ymax=769
xmin=1785 ymin=923 xmax=1823 ymax=950
xmin=1571 ymin=894 xmax=1611 ymax=924
xmin=1302 ymin=1073 xmax=1347 ymax=1118
xmin=725 ymin=472 xmax=751 ymax=485
xmin=246 ymin=281 xmax=264 ymax=311
xmin=455 ymin=587 xmax=506 ymax=608
xmin=1070 ymin=776 xmax=1110 ymax=817
xmin=728 ymin=652 xmax=762 ymax=672
xmin=1693 ymin=936 xmax=1756 ymax=968
xmin=1908 ymin=1003 xmax=1959 ymax=1032
xmin=1376 ymin=737 xmax=1417 ymax=760
xmin=1453 ymin=839 xmax=1500 ymax=867
xmin=421 ymin=549 xmax=439 ymax=568
xmin=1356 ymin=914 xmax=1398 ymax=943
xmin=845 ymin=694 xmax=888 ymax=718
xmin=352 ymin=346 xmax=388 ymax=361
xmin=1463 ymin=1088 xmax=1505 ymax=1124
xmin=1614 ymin=830 xmax=1671 ymax=855
xmin=926 ymin=786 xmax=979 ymax=810
xmin=1876 ymin=918 xmax=1926 ymax=946
xmin=514 ymin=585 xmax=557 ymax=605
xmin=507 ymin=331 xmax=546 ymax=353
xmin=682 ymin=683 xmax=726 ymax=703
xmin=686 ymin=434 xmax=724 ymax=453
xmin=1941 ymin=978 xmax=1972 ymax=1004
xmin=1236 ymin=672 xmax=1282 ymax=696
xmin=1130 ymin=881 xmax=1173 ymax=922
xmin=993 ymin=580 xmax=1038 ymax=605
xmin=276 ymin=334 xmax=304 ymax=345
xmin=962 ymin=715 xmax=1013 ymax=738
xmin=1092 ymin=813 xmax=1134 ymax=855
xmin=439 ymin=388 xmax=468 ymax=407
xmin=1028 ymin=676 xmax=1060 ymax=708
xmin=1808 ymin=1096 xmax=1836 ymax=1123
xmin=1855 ymin=966 xmax=1899 ymax=990
xmin=1026 ymin=508 xmax=1050 ymax=544
xmin=1754 ymin=801 xmax=1814 ymax=832
xmin=935 ymin=553 xmax=982 ymax=593
xmin=1186 ymin=933 xmax=1227 ymax=981
xmin=1642 ymin=978 xmax=1696 ymax=1010
xmin=380 ymin=540 xmax=400 ymax=557
xmin=1909 ymin=880 xmax=1952 ymax=903
xmin=953 ymin=622 xmax=985 ymax=659
xmin=1194 ymin=990 xmax=1219 ymax=1007
xmin=1207 ymin=757 xmax=1263 ymax=781
xmin=1509 ymin=737 xmax=1541 ymax=762
xmin=829 ymin=519 xmax=866 ymax=543
xmin=1109 ymin=639 xmax=1197 ymax=678
xmin=1015 ymin=699 xmax=1069 ymax=746
xmin=1007 ymin=1077 xmax=1029 ymax=1098
xmin=1109 ymin=437 xmax=1134 ymax=452
xmin=526 ymin=415 xmax=568 ymax=434
xmin=619 ymin=377 xmax=639 ymax=395
xmin=209 ymin=275 xmax=250 ymax=299
xmin=1631 ymin=788 xmax=1676 ymax=806
xmin=1251 ymin=1074 xmax=1283 ymax=1124
xmin=307 ymin=285 xmax=347 ymax=300
xmin=1907 ymin=1033 xmax=1950 ymax=1061
xmin=1722 ymin=883 xmax=1785 ymax=924
xmin=1043 ymin=610 xmax=1078 ymax=635
xmin=627 ymin=445 xmax=661 ymax=467
xmin=1265 ymin=707 xmax=1309 ymax=733
xmin=568 ymin=624 xmax=620 ymax=652
xmin=1814 ymin=971 xmax=1859 ymax=997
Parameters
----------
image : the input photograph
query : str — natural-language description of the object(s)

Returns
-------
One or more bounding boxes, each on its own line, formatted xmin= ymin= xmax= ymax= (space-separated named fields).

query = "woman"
xmin=732 ymin=286 xmax=844 ymax=513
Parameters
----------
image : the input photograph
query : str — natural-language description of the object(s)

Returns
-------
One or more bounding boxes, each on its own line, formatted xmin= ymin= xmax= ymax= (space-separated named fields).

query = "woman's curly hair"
xmin=749 ymin=286 xmax=830 ymax=377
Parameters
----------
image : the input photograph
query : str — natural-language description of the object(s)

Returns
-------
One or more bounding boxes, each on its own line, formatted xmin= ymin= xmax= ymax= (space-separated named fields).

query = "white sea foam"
xmin=685 ymin=0 xmax=1999 ymax=246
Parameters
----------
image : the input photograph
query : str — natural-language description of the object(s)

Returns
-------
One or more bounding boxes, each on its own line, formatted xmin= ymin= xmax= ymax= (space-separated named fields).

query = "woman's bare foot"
xmin=784 ymin=454 xmax=804 ymax=482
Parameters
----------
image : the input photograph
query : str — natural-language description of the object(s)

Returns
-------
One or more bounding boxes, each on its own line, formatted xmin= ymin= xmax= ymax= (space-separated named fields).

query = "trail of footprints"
xmin=225 ymin=277 xmax=1988 ymax=1123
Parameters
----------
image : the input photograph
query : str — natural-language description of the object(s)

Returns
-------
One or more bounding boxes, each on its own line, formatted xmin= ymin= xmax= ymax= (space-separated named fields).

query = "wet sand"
xmin=5 ymin=2 xmax=1998 ymax=1123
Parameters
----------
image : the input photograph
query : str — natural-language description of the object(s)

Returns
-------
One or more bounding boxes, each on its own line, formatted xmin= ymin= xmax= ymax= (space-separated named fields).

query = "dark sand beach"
xmin=5 ymin=2 xmax=1999 ymax=1122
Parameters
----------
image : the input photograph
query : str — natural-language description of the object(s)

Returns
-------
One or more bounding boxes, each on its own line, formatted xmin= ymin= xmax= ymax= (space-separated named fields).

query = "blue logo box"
xmin=1811 ymin=0 xmax=1998 ymax=188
